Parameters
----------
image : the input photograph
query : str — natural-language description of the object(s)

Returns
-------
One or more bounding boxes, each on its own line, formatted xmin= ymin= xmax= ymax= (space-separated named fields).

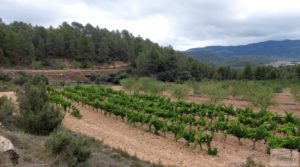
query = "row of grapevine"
xmin=52 ymin=85 xmax=300 ymax=154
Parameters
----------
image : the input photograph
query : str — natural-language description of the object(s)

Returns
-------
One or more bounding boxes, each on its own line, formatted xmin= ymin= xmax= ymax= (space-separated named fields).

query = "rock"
xmin=0 ymin=136 xmax=19 ymax=165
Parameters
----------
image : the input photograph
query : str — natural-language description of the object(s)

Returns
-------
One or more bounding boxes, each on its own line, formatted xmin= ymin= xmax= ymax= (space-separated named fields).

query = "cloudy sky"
xmin=1 ymin=0 xmax=300 ymax=50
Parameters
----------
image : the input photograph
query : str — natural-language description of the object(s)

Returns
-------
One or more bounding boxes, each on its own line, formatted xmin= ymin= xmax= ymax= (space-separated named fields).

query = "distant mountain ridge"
xmin=185 ymin=40 xmax=300 ymax=57
xmin=183 ymin=40 xmax=300 ymax=67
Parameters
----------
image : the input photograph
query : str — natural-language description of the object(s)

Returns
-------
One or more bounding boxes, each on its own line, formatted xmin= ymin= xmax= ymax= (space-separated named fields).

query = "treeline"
xmin=0 ymin=19 xmax=300 ymax=81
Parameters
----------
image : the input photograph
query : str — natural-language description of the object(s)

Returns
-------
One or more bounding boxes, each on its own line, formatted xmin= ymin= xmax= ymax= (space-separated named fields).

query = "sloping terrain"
xmin=63 ymin=104 xmax=269 ymax=167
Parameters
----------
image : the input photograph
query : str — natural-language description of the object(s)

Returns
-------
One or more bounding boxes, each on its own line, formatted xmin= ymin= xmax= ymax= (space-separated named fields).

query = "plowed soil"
xmin=63 ymin=104 xmax=269 ymax=167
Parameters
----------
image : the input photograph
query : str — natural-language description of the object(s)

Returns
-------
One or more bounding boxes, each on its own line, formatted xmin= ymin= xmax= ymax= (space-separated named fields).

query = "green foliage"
xmin=70 ymin=106 xmax=82 ymax=119
xmin=170 ymin=84 xmax=189 ymax=100
xmin=207 ymin=147 xmax=218 ymax=156
xmin=240 ymin=157 xmax=265 ymax=167
xmin=18 ymin=82 xmax=64 ymax=135
xmin=243 ymin=63 xmax=253 ymax=80
xmin=290 ymin=84 xmax=300 ymax=102
xmin=92 ymin=71 xmax=127 ymax=84
xmin=195 ymin=81 xmax=229 ymax=103
xmin=0 ymin=20 xmax=300 ymax=82
xmin=157 ymin=70 xmax=177 ymax=82
xmin=121 ymin=77 xmax=165 ymax=95
xmin=0 ymin=96 xmax=16 ymax=126
xmin=243 ymin=86 xmax=275 ymax=109
xmin=30 ymin=60 xmax=42 ymax=69
xmin=0 ymin=72 xmax=11 ymax=82
xmin=120 ymin=78 xmax=136 ymax=92
xmin=49 ymin=59 xmax=65 ymax=69
xmin=45 ymin=129 xmax=91 ymax=167
xmin=53 ymin=85 xmax=300 ymax=156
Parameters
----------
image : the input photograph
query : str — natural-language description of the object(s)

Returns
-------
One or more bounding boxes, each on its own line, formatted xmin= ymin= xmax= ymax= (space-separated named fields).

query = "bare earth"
xmin=63 ymin=104 xmax=269 ymax=167
xmin=0 ymin=92 xmax=17 ymax=102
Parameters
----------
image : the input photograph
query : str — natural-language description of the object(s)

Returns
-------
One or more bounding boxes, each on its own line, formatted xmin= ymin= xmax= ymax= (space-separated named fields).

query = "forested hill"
xmin=0 ymin=20 xmax=214 ymax=81
xmin=0 ymin=20 xmax=300 ymax=81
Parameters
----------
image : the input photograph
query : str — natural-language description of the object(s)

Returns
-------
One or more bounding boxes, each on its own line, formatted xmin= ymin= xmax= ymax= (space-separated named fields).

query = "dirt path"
xmin=63 ymin=104 xmax=269 ymax=167
xmin=269 ymin=89 xmax=300 ymax=117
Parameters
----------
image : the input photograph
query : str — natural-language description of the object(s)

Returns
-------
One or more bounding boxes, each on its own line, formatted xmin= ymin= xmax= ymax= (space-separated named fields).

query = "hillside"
xmin=183 ymin=40 xmax=300 ymax=66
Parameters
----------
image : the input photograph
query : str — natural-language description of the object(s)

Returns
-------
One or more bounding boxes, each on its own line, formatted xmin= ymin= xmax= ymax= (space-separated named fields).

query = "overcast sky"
xmin=1 ymin=0 xmax=300 ymax=50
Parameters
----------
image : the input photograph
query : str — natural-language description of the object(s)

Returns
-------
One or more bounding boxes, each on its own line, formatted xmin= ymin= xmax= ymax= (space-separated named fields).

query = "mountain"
xmin=183 ymin=40 xmax=300 ymax=67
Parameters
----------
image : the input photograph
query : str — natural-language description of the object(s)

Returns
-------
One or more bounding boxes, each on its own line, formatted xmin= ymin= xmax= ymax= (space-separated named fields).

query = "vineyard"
xmin=48 ymin=85 xmax=300 ymax=155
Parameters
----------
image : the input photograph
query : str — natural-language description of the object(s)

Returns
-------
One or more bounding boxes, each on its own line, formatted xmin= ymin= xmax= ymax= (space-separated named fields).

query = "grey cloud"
xmin=1 ymin=0 xmax=300 ymax=50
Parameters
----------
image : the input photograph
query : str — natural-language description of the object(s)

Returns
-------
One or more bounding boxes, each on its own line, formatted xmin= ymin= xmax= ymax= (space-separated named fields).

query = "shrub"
xmin=18 ymin=83 xmax=64 ymax=135
xmin=0 ymin=72 xmax=11 ymax=82
xmin=178 ymin=71 xmax=192 ymax=81
xmin=46 ymin=129 xmax=91 ymax=167
xmin=243 ymin=86 xmax=274 ymax=109
xmin=120 ymin=78 xmax=136 ymax=92
xmin=45 ymin=129 xmax=73 ymax=154
xmin=50 ymin=59 xmax=65 ymax=69
xmin=0 ymin=96 xmax=16 ymax=126
xmin=197 ymin=81 xmax=229 ymax=103
xmin=70 ymin=107 xmax=82 ymax=119
xmin=136 ymin=77 xmax=165 ymax=95
xmin=30 ymin=60 xmax=42 ymax=69
xmin=170 ymin=84 xmax=189 ymax=100
xmin=157 ymin=70 xmax=176 ymax=82
xmin=240 ymin=157 xmax=265 ymax=167
xmin=207 ymin=147 xmax=218 ymax=156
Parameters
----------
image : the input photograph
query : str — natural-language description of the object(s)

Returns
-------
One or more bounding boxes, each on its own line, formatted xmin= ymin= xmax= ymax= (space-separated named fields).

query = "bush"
xmin=136 ymin=77 xmax=165 ymax=95
xmin=70 ymin=107 xmax=82 ymax=119
xmin=50 ymin=59 xmax=65 ymax=69
xmin=243 ymin=85 xmax=274 ymax=109
xmin=196 ymin=81 xmax=229 ymax=103
xmin=178 ymin=71 xmax=192 ymax=81
xmin=157 ymin=71 xmax=176 ymax=82
xmin=18 ymin=83 xmax=64 ymax=135
xmin=30 ymin=60 xmax=42 ymax=69
xmin=120 ymin=78 xmax=136 ymax=92
xmin=0 ymin=96 xmax=16 ymax=126
xmin=170 ymin=84 xmax=189 ymax=100
xmin=240 ymin=157 xmax=265 ymax=167
xmin=121 ymin=77 xmax=165 ymax=95
xmin=0 ymin=72 xmax=11 ymax=82
xmin=46 ymin=129 xmax=91 ymax=167
xmin=91 ymin=72 xmax=127 ymax=84
xmin=207 ymin=147 xmax=218 ymax=156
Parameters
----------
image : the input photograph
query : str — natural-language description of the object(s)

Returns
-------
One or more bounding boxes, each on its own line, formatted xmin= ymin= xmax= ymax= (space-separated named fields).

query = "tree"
xmin=171 ymin=84 xmax=189 ymax=100
xmin=215 ymin=66 xmax=232 ymax=80
xmin=18 ymin=82 xmax=64 ymax=135
xmin=243 ymin=63 xmax=253 ymax=80
xmin=296 ymin=65 xmax=300 ymax=79
xmin=0 ymin=48 xmax=9 ymax=66
xmin=254 ymin=66 xmax=267 ymax=80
